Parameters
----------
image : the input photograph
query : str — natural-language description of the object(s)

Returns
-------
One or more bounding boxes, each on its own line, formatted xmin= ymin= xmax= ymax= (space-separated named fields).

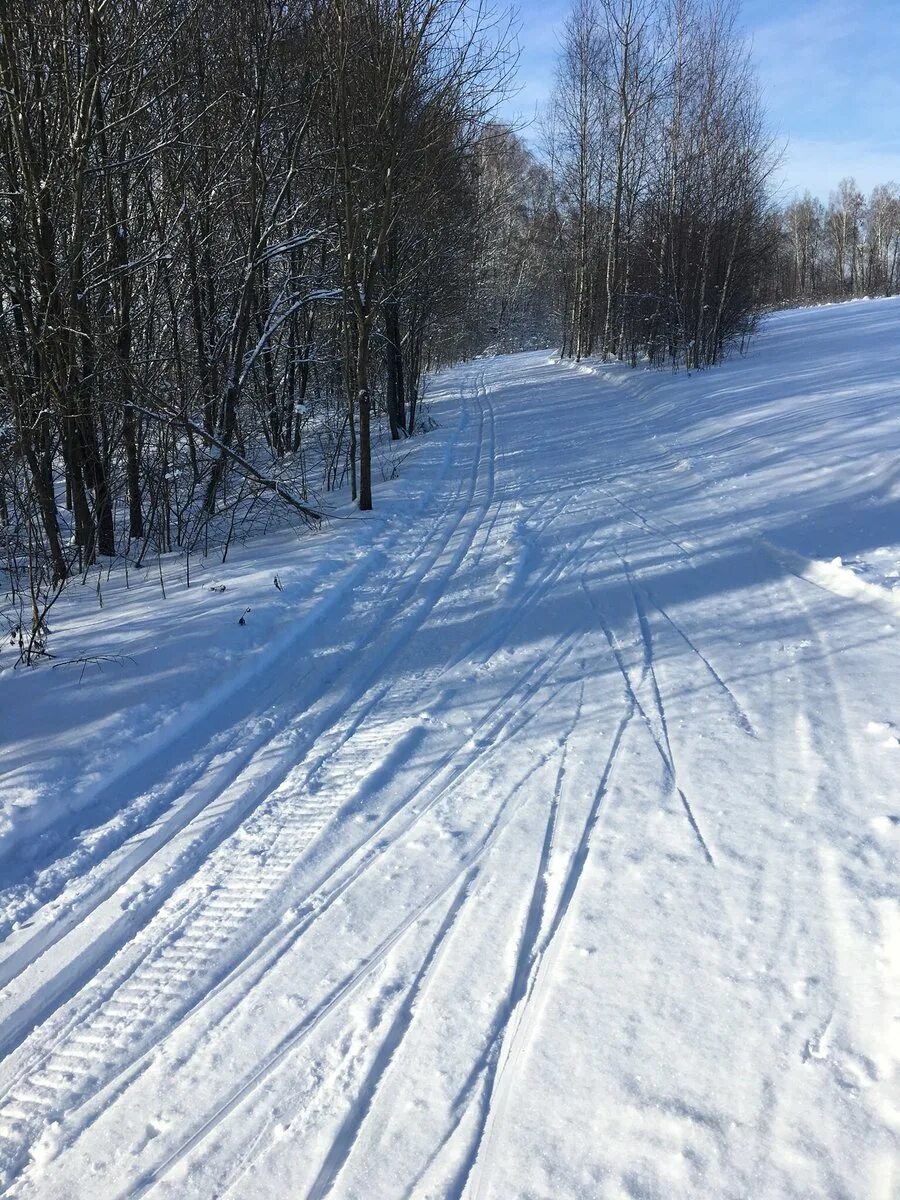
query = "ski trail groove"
xmin=303 ymin=869 xmax=478 ymax=1200
xmin=0 ymin=384 xmax=482 ymax=954
xmin=0 ymin=379 xmax=497 ymax=1184
xmin=645 ymin=588 xmax=757 ymax=737
xmin=460 ymin=680 xmax=587 ymax=1200
xmin=450 ymin=675 xmax=636 ymax=1200
xmin=601 ymin=487 xmax=693 ymax=558
xmin=580 ymin=578 xmax=716 ymax=868
xmin=0 ymin=388 xmax=487 ymax=1014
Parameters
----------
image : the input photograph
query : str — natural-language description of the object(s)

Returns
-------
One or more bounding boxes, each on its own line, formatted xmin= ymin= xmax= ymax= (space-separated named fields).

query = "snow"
xmin=1 ymin=297 xmax=899 ymax=1199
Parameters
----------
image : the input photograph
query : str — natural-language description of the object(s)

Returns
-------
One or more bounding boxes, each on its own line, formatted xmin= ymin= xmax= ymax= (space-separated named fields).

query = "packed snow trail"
xmin=1 ymin=299 xmax=899 ymax=1199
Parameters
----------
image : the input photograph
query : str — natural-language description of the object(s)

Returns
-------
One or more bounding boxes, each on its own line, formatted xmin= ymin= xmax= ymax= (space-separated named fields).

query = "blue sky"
xmin=498 ymin=0 xmax=900 ymax=201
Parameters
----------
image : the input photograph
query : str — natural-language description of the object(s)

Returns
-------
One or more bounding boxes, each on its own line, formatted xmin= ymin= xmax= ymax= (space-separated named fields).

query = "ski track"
xmin=117 ymin=673 xmax=584 ymax=1200
xmin=0 ymin=385 xmax=477 ymax=929
xmin=4 ymin=374 xmax=484 ymax=924
xmin=102 ymin=513 xmax=605 ymax=1194
xmin=0 ymin=377 xmax=492 ymax=1178
xmin=458 ymin=685 xmax=585 ymax=1200
xmin=438 ymin=675 xmax=635 ymax=1200
xmin=23 ymin=370 xmax=495 ymax=942
xmin=3 ymin=300 xmax=900 ymax=1199
xmin=580 ymin=575 xmax=717 ymax=869
xmin=303 ymin=867 xmax=479 ymax=1200
xmin=0 ymin=369 xmax=596 ymax=1191
xmin=644 ymin=587 xmax=757 ymax=737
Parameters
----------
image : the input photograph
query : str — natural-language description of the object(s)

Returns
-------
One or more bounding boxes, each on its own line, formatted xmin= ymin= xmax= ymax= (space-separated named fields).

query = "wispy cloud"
xmin=746 ymin=0 xmax=900 ymax=196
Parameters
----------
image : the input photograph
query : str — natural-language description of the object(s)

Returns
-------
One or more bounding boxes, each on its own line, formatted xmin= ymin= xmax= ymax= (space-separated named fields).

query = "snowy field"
xmin=1 ymin=297 xmax=898 ymax=1199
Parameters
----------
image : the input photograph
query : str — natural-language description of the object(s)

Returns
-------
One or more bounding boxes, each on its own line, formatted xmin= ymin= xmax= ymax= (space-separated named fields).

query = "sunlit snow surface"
xmin=1 ymin=298 xmax=898 ymax=1199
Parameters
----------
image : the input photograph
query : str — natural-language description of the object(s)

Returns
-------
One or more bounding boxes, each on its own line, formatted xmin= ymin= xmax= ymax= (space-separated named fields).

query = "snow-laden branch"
xmin=238 ymin=287 xmax=342 ymax=391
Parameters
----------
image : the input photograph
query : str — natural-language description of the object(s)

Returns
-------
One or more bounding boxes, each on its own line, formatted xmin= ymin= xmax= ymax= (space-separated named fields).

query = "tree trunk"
xmin=356 ymin=320 xmax=373 ymax=510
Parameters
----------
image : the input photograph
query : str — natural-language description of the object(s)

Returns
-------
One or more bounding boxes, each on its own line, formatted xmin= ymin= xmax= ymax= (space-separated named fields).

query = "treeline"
xmin=769 ymin=180 xmax=900 ymax=305
xmin=0 ymin=0 xmax=544 ymax=657
xmin=544 ymin=0 xmax=775 ymax=369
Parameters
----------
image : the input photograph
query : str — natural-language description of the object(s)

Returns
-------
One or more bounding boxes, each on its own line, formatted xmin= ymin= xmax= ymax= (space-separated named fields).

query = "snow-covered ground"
xmin=1 ymin=297 xmax=898 ymax=1199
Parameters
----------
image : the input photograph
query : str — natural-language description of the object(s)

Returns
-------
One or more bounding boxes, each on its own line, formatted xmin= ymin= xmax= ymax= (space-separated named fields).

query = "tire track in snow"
xmin=0 ymin=388 xmax=485 ymax=1011
xmin=4 ymin=381 xmax=493 ymax=995
xmin=208 ymin=542 xmax=619 ymax=1190
xmin=113 ymin=673 xmax=585 ymax=1200
xmin=10 ymin=673 xmax=557 ymax=1196
xmin=24 ymin=611 xmax=576 ymax=1124
xmin=214 ymin=708 xmax=582 ymax=1200
xmin=0 ymin=620 xmax=583 ymax=1191
xmin=86 ymin=526 xmax=600 ymax=1195
xmin=4 ymin=371 xmax=601 ymax=1192
xmin=0 ymin=736 xmax=427 ymax=1183
xmin=0 ymin=377 xmax=500 ymax=1186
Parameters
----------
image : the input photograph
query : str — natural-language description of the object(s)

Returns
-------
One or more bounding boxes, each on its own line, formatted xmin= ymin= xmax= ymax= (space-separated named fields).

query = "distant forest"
xmin=770 ymin=181 xmax=900 ymax=306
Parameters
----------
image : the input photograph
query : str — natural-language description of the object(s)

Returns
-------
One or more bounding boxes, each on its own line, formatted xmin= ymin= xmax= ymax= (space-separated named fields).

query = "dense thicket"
xmin=769 ymin=180 xmax=900 ymax=305
xmin=546 ymin=0 xmax=775 ymax=369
